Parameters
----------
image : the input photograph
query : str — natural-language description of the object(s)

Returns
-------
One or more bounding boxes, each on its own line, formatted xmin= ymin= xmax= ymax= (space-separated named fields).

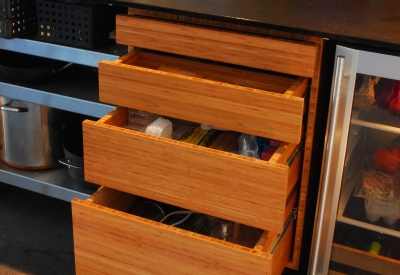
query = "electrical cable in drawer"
xmin=128 ymin=196 xmax=265 ymax=249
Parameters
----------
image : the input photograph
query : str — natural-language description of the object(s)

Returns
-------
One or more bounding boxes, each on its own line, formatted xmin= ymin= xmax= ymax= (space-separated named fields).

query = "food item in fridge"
xmin=362 ymin=170 xmax=396 ymax=202
xmin=374 ymin=146 xmax=400 ymax=173
xmin=353 ymin=74 xmax=380 ymax=111
xmin=374 ymin=78 xmax=400 ymax=113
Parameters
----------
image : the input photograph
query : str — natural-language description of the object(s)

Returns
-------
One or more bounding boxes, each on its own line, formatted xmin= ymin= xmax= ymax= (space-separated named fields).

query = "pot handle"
xmin=58 ymin=158 xmax=83 ymax=169
xmin=52 ymin=62 xmax=73 ymax=75
xmin=1 ymin=100 xmax=28 ymax=112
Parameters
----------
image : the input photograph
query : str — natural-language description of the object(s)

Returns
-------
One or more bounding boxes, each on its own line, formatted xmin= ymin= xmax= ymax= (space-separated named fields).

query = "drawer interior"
xmin=118 ymin=50 xmax=307 ymax=96
xmin=72 ymin=186 xmax=295 ymax=275
xmin=99 ymin=50 xmax=308 ymax=144
xmin=83 ymin=107 xmax=302 ymax=232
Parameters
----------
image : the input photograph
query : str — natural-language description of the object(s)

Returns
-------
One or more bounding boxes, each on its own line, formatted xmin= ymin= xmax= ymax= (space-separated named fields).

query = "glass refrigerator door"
xmin=309 ymin=45 xmax=400 ymax=275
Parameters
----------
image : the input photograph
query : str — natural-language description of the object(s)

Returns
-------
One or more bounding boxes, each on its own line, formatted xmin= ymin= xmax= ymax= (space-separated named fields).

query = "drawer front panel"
xmin=82 ymin=108 xmax=302 ymax=232
xmin=72 ymin=187 xmax=295 ymax=275
xmin=98 ymin=52 xmax=306 ymax=144
xmin=116 ymin=15 xmax=317 ymax=78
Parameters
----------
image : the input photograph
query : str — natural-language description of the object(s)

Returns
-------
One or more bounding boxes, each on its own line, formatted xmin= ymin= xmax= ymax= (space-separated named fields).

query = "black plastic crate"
xmin=36 ymin=0 xmax=116 ymax=48
xmin=0 ymin=0 xmax=36 ymax=19
xmin=0 ymin=15 xmax=36 ymax=38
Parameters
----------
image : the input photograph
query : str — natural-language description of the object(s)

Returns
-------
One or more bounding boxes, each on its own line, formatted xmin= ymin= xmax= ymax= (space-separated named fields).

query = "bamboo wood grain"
xmin=331 ymin=243 xmax=400 ymax=275
xmin=98 ymin=52 xmax=306 ymax=144
xmin=122 ymin=9 xmax=326 ymax=270
xmin=116 ymin=15 xmax=317 ymax=78
xmin=128 ymin=8 xmax=322 ymax=44
xmin=95 ymin=8 xmax=325 ymax=271
xmin=285 ymin=37 xmax=325 ymax=271
xmin=82 ymin=108 xmax=301 ymax=232
xmin=72 ymin=187 xmax=294 ymax=275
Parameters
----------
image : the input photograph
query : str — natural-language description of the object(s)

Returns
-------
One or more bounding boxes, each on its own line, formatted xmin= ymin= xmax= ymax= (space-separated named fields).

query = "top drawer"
xmin=116 ymin=15 xmax=317 ymax=78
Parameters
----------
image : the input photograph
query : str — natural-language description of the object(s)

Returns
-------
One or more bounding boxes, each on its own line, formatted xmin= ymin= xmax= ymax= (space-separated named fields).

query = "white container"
xmin=364 ymin=198 xmax=400 ymax=225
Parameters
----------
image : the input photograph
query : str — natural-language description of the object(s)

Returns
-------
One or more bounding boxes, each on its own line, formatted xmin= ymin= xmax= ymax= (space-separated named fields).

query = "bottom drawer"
xmin=72 ymin=187 xmax=295 ymax=275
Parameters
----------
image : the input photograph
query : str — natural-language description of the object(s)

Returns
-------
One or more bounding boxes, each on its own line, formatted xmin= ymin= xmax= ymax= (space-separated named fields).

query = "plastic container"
xmin=0 ymin=14 xmax=36 ymax=38
xmin=36 ymin=0 xmax=116 ymax=48
xmin=0 ymin=0 xmax=36 ymax=19
xmin=364 ymin=198 xmax=400 ymax=225
xmin=128 ymin=109 xmax=158 ymax=129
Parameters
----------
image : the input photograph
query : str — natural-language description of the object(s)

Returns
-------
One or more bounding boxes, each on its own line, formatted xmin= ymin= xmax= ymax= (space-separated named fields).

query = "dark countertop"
xmin=107 ymin=0 xmax=400 ymax=51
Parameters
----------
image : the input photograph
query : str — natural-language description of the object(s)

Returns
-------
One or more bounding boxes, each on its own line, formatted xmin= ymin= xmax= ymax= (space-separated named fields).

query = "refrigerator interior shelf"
xmin=337 ymin=147 xmax=400 ymax=239
xmin=336 ymin=107 xmax=400 ymax=238
xmin=351 ymin=108 xmax=400 ymax=135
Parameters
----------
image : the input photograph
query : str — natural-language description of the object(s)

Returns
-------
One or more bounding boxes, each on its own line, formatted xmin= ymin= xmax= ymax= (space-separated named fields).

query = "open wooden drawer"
xmin=72 ymin=186 xmax=296 ymax=275
xmin=99 ymin=46 xmax=309 ymax=145
xmin=331 ymin=243 xmax=400 ymax=275
xmin=82 ymin=107 xmax=302 ymax=233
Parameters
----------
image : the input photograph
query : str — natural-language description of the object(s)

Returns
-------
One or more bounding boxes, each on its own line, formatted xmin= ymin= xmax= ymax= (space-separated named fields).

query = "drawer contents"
xmin=99 ymin=50 xmax=308 ymax=144
xmin=72 ymin=187 xmax=295 ymax=275
xmin=83 ymin=107 xmax=302 ymax=232
xmin=0 ymin=0 xmax=36 ymax=38
xmin=144 ymin=117 xmax=173 ymax=138
xmin=36 ymin=0 xmax=117 ymax=48
xmin=126 ymin=109 xmax=158 ymax=131
xmin=123 ymin=109 xmax=282 ymax=160
xmin=129 ymin=197 xmax=264 ymax=248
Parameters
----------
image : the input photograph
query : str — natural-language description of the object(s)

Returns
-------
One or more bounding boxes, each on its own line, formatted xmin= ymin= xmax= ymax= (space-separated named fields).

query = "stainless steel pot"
xmin=0 ymin=97 xmax=70 ymax=170
xmin=58 ymin=127 xmax=99 ymax=189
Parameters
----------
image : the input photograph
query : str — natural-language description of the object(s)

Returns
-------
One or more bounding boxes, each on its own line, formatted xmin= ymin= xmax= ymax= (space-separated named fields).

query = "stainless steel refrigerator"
xmin=309 ymin=45 xmax=400 ymax=274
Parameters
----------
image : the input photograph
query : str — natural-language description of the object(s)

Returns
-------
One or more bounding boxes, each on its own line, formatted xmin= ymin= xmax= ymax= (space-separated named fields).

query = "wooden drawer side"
xmin=98 ymin=54 xmax=306 ymax=144
xmin=116 ymin=15 xmax=317 ymax=78
xmin=72 ymin=188 xmax=294 ymax=275
xmin=83 ymin=108 xmax=300 ymax=232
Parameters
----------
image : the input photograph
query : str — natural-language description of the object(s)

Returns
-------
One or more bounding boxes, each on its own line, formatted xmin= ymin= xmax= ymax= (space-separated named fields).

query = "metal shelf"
xmin=0 ymin=161 xmax=96 ymax=201
xmin=0 ymin=38 xmax=126 ymax=201
xmin=0 ymin=63 xmax=115 ymax=118
xmin=0 ymin=37 xmax=127 ymax=68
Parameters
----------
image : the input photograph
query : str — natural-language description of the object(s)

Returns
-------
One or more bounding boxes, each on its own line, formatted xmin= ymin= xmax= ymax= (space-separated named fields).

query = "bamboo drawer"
xmin=72 ymin=186 xmax=295 ymax=275
xmin=331 ymin=243 xmax=400 ymax=275
xmin=82 ymin=107 xmax=302 ymax=233
xmin=99 ymin=50 xmax=308 ymax=144
xmin=115 ymin=14 xmax=317 ymax=78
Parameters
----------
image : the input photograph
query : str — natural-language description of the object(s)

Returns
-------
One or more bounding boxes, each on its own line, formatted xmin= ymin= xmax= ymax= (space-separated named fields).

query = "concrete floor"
xmin=0 ymin=183 xmax=75 ymax=275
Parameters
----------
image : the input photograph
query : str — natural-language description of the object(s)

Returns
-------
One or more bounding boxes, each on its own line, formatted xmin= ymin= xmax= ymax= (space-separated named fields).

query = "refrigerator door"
xmin=309 ymin=45 xmax=400 ymax=275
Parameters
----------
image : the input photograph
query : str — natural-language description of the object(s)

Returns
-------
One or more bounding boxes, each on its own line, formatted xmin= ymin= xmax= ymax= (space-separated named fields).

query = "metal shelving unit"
xmin=0 ymin=37 xmax=127 ymax=201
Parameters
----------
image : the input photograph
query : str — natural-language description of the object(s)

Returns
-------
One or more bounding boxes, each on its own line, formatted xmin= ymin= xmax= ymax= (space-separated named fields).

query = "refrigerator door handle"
xmin=309 ymin=54 xmax=354 ymax=275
